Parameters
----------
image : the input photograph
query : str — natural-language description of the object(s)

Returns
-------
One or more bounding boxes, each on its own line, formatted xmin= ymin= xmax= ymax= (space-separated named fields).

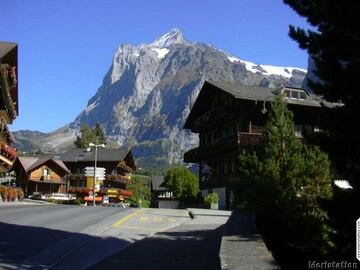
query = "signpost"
xmin=85 ymin=167 xmax=106 ymax=180
xmin=88 ymin=143 xmax=106 ymax=206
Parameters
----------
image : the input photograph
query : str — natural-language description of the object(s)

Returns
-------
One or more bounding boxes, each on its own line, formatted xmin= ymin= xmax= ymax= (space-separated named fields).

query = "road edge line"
xmin=112 ymin=208 xmax=146 ymax=227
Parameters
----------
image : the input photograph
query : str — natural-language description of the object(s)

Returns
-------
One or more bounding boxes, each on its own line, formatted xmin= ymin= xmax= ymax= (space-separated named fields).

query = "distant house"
xmin=61 ymin=147 xmax=136 ymax=203
xmin=11 ymin=156 xmax=71 ymax=195
xmin=183 ymin=81 xmax=335 ymax=209
xmin=0 ymin=42 xmax=19 ymax=172
xmin=151 ymin=175 xmax=178 ymax=208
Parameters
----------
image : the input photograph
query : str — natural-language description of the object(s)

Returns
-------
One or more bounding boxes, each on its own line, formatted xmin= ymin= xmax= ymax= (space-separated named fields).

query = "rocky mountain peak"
xmin=150 ymin=28 xmax=189 ymax=48
xmin=14 ymin=29 xmax=308 ymax=168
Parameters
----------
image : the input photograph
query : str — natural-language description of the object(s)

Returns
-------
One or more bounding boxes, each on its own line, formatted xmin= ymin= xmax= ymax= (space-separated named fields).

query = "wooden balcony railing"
xmin=0 ymin=64 xmax=17 ymax=121
xmin=99 ymin=187 xmax=133 ymax=198
xmin=0 ymin=143 xmax=17 ymax=161
xmin=184 ymin=132 xmax=264 ymax=163
xmin=105 ymin=174 xmax=133 ymax=184
xmin=0 ymin=116 xmax=15 ymax=144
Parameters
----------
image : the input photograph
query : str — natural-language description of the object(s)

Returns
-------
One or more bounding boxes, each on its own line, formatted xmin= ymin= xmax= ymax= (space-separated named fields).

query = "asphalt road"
xmin=88 ymin=209 xmax=231 ymax=270
xmin=0 ymin=203 xmax=190 ymax=270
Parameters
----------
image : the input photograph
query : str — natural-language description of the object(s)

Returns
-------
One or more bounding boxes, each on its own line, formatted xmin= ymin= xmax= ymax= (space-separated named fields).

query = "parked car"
xmin=32 ymin=192 xmax=48 ymax=200
xmin=50 ymin=193 xmax=76 ymax=201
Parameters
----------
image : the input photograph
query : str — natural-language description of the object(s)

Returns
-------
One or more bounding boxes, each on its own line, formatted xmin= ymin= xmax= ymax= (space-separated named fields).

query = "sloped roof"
xmin=184 ymin=81 xmax=333 ymax=129
xmin=26 ymin=156 xmax=53 ymax=172
xmin=0 ymin=42 xmax=17 ymax=59
xmin=17 ymin=157 xmax=38 ymax=171
xmin=208 ymin=81 xmax=322 ymax=107
xmin=208 ymin=81 xmax=274 ymax=101
xmin=151 ymin=175 xmax=166 ymax=191
xmin=61 ymin=147 xmax=131 ymax=163
xmin=15 ymin=156 xmax=70 ymax=174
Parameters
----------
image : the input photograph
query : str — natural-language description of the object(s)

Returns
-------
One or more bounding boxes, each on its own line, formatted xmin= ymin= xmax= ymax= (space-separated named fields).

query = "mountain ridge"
xmin=13 ymin=29 xmax=307 ymax=167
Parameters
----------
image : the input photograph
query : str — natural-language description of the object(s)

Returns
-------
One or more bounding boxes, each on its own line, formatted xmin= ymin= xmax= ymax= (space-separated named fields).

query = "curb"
xmin=219 ymin=212 xmax=279 ymax=270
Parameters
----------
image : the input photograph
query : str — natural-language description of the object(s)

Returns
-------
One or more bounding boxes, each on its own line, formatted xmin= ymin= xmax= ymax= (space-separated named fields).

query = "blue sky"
xmin=0 ymin=0 xmax=311 ymax=132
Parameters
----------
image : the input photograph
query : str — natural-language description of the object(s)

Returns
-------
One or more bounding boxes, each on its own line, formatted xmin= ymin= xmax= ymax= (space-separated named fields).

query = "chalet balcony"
xmin=0 ymin=64 xmax=17 ymax=122
xmin=184 ymin=132 xmax=263 ymax=163
xmin=0 ymin=116 xmax=15 ymax=144
xmin=192 ymin=105 xmax=238 ymax=132
xmin=104 ymin=174 xmax=133 ymax=184
xmin=0 ymin=143 xmax=17 ymax=161
xmin=100 ymin=187 xmax=133 ymax=198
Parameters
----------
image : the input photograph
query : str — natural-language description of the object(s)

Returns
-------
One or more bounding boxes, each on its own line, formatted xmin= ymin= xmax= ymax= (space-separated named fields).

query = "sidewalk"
xmin=0 ymin=199 xmax=54 ymax=206
xmin=219 ymin=212 xmax=279 ymax=270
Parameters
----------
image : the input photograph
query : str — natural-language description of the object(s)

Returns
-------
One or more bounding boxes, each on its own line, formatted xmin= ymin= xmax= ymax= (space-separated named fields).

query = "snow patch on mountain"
xmin=151 ymin=48 xmax=170 ymax=59
xmin=227 ymin=56 xmax=307 ymax=78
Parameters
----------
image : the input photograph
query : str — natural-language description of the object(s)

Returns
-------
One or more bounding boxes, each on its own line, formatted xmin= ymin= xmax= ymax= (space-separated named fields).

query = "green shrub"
xmin=204 ymin=192 xmax=219 ymax=207
xmin=17 ymin=189 xmax=24 ymax=201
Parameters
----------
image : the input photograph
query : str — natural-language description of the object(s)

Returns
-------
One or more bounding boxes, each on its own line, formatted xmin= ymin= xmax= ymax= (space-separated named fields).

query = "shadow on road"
xmin=88 ymin=225 xmax=223 ymax=270
xmin=0 ymin=221 xmax=131 ymax=270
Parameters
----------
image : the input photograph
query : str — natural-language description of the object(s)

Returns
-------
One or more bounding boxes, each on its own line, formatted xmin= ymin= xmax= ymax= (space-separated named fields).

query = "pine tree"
xmin=283 ymin=0 xmax=360 ymax=191
xmin=237 ymin=95 xmax=334 ymax=265
xmin=284 ymin=0 xmax=360 ymax=259
xmin=74 ymin=123 xmax=106 ymax=148
xmin=94 ymin=123 xmax=106 ymax=145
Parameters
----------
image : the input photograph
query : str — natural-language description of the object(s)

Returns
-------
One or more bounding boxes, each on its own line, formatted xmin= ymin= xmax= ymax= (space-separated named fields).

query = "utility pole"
xmin=89 ymin=143 xmax=105 ymax=206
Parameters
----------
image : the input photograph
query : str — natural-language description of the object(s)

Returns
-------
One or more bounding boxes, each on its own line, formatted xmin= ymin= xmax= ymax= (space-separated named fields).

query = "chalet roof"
xmin=61 ymin=147 xmax=132 ymax=163
xmin=184 ymin=81 xmax=335 ymax=129
xmin=17 ymin=157 xmax=38 ymax=171
xmin=0 ymin=42 xmax=17 ymax=59
xmin=14 ymin=156 xmax=70 ymax=174
xmin=208 ymin=81 xmax=324 ymax=107
xmin=209 ymin=81 xmax=275 ymax=101
xmin=151 ymin=175 xmax=166 ymax=191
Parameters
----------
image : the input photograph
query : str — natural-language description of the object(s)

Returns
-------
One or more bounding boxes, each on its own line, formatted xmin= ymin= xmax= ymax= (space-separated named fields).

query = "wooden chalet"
xmin=61 ymin=147 xmax=136 ymax=203
xmin=11 ymin=156 xmax=70 ymax=195
xmin=0 ymin=42 xmax=19 ymax=172
xmin=183 ymin=81 xmax=335 ymax=209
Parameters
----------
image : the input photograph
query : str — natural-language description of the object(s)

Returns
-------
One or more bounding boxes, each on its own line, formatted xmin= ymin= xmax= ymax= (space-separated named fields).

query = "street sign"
xmin=85 ymin=167 xmax=106 ymax=179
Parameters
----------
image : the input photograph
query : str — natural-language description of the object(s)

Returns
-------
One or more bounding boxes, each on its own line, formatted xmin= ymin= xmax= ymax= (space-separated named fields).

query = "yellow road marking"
xmin=112 ymin=208 xmax=146 ymax=227
xmin=153 ymin=217 xmax=162 ymax=222
xmin=168 ymin=218 xmax=176 ymax=222
xmin=139 ymin=216 xmax=149 ymax=222
xmin=119 ymin=225 xmax=162 ymax=232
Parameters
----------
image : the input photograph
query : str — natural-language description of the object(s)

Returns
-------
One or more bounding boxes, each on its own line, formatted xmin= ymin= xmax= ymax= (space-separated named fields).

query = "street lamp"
xmin=261 ymin=95 xmax=274 ymax=114
xmin=89 ymin=143 xmax=105 ymax=206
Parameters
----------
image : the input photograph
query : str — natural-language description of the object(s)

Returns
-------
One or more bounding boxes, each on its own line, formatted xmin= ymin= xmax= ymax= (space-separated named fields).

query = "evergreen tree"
xmin=284 ymin=0 xmax=360 ymax=259
xmin=237 ymin=95 xmax=334 ymax=265
xmin=94 ymin=123 xmax=106 ymax=145
xmin=74 ymin=123 xmax=106 ymax=148
xmin=283 ymin=0 xmax=360 ymax=191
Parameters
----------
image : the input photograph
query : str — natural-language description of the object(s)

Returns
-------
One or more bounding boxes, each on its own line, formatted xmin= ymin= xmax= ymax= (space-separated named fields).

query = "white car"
xmin=50 ymin=193 xmax=76 ymax=201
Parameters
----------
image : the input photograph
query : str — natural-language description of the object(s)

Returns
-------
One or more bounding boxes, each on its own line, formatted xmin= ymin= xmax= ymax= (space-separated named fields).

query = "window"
xmin=291 ymin=91 xmax=299 ymax=99
xmin=285 ymin=90 xmax=291 ymax=98
xmin=43 ymin=168 xmax=51 ymax=176
xmin=295 ymin=125 xmax=303 ymax=138
xmin=285 ymin=89 xmax=308 ymax=100
xmin=299 ymin=92 xmax=307 ymax=100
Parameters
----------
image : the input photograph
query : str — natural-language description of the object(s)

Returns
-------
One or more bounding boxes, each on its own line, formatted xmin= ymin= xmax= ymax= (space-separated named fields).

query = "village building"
xmin=61 ymin=147 xmax=136 ymax=203
xmin=0 ymin=42 xmax=19 ymax=172
xmin=11 ymin=156 xmax=70 ymax=195
xmin=183 ymin=81 xmax=334 ymax=209
xmin=150 ymin=175 xmax=178 ymax=208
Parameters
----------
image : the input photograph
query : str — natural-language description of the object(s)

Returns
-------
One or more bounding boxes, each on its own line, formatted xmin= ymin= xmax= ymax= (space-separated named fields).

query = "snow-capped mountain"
xmin=14 ymin=29 xmax=307 ymax=167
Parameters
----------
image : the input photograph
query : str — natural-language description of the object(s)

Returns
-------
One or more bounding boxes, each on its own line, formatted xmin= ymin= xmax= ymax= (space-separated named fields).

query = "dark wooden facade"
xmin=61 ymin=148 xmax=136 ymax=202
xmin=0 ymin=42 xmax=19 ymax=172
xmin=183 ymin=81 xmax=332 ymax=209
xmin=11 ymin=157 xmax=70 ymax=195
